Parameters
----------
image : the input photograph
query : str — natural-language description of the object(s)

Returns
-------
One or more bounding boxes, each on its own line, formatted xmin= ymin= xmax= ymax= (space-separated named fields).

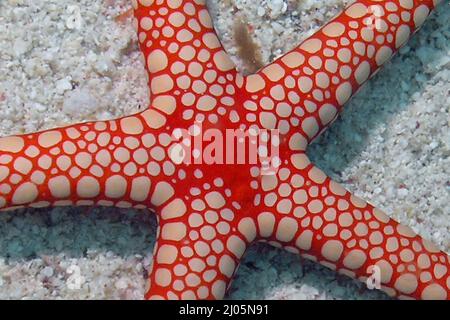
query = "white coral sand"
xmin=0 ymin=0 xmax=448 ymax=299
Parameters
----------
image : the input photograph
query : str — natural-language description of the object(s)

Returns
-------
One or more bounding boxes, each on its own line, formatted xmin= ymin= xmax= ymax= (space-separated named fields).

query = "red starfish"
xmin=0 ymin=0 xmax=448 ymax=300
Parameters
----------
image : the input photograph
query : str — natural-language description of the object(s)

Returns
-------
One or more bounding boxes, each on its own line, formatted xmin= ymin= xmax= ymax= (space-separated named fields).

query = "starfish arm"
xmin=133 ymin=0 xmax=240 ymax=107
xmin=244 ymin=0 xmax=441 ymax=142
xmin=145 ymin=189 xmax=252 ymax=300
xmin=254 ymin=154 xmax=450 ymax=300
xmin=0 ymin=111 xmax=173 ymax=212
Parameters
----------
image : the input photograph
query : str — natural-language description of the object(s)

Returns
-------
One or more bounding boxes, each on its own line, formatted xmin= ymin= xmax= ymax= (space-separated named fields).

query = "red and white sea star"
xmin=0 ymin=0 xmax=448 ymax=300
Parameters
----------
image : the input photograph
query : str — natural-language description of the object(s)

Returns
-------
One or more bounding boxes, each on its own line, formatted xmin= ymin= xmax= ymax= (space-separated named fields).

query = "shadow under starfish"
xmin=0 ymin=0 xmax=449 ymax=300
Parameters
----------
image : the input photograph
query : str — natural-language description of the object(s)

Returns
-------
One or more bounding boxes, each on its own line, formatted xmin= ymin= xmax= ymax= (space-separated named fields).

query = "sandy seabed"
xmin=0 ymin=0 xmax=448 ymax=299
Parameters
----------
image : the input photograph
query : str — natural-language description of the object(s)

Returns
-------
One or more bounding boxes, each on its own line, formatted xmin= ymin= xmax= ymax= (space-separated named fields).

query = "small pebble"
xmin=41 ymin=267 xmax=54 ymax=278
xmin=56 ymin=78 xmax=73 ymax=94
xmin=13 ymin=39 xmax=30 ymax=56
xmin=63 ymin=88 xmax=99 ymax=116
xmin=115 ymin=278 xmax=128 ymax=290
